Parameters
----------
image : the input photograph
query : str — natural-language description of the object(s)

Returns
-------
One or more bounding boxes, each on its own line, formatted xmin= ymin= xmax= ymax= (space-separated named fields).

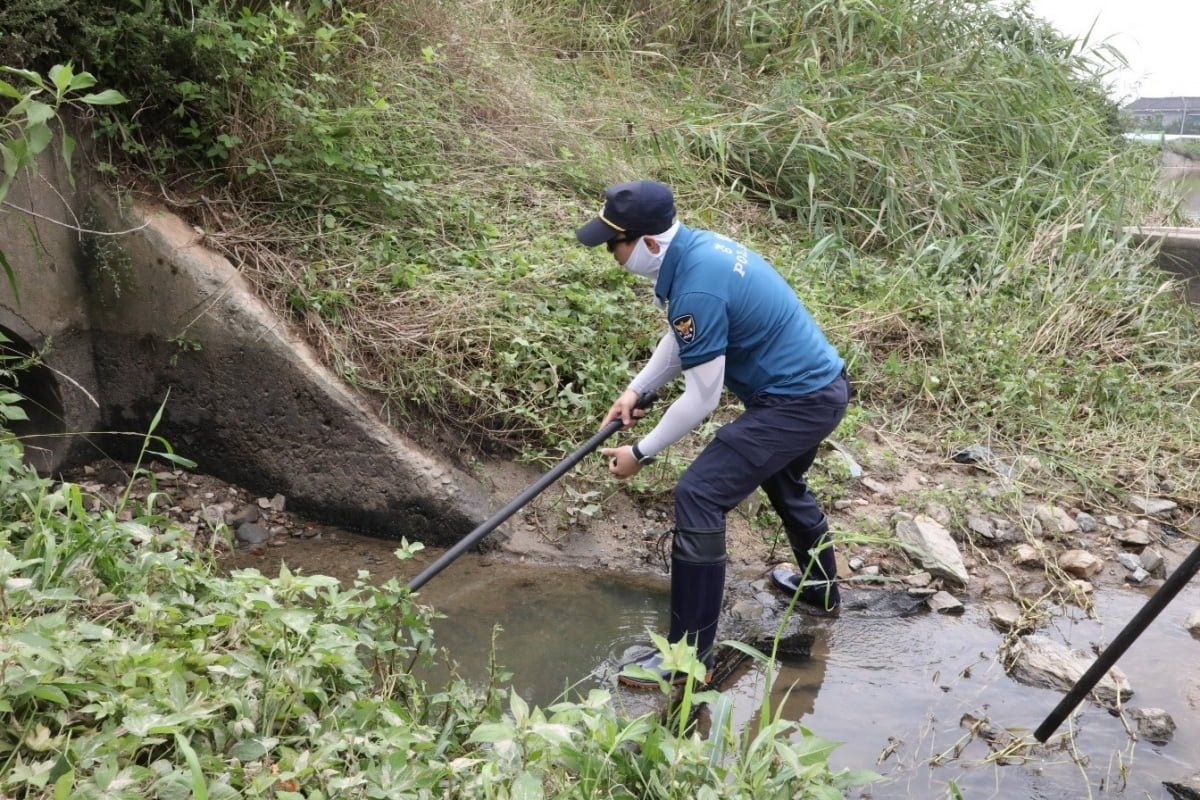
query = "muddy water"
xmin=230 ymin=532 xmax=1200 ymax=798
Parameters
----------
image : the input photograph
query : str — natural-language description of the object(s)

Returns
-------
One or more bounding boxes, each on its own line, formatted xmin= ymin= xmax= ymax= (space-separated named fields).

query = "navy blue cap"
xmin=576 ymin=180 xmax=676 ymax=247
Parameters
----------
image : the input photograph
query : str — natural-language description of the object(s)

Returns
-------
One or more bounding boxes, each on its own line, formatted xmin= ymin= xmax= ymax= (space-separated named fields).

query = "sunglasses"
xmin=606 ymin=235 xmax=640 ymax=252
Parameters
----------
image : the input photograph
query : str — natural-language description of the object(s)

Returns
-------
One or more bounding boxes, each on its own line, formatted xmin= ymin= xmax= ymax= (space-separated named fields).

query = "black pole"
xmin=406 ymin=392 xmax=656 ymax=592
xmin=1034 ymin=537 xmax=1200 ymax=742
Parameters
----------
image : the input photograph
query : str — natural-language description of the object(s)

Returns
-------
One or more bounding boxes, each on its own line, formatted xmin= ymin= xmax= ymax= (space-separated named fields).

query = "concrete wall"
xmin=0 ymin=155 xmax=103 ymax=473
xmin=0 ymin=151 xmax=494 ymax=545
xmin=1127 ymin=226 xmax=1200 ymax=305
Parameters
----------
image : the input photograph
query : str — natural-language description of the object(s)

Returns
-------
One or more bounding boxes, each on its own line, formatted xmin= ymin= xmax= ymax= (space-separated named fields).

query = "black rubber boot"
xmin=619 ymin=527 xmax=724 ymax=690
xmin=770 ymin=520 xmax=841 ymax=614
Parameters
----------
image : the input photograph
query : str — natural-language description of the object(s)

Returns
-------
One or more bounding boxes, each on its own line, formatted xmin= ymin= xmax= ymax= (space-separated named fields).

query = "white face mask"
xmin=623 ymin=236 xmax=664 ymax=280
xmin=621 ymin=221 xmax=679 ymax=281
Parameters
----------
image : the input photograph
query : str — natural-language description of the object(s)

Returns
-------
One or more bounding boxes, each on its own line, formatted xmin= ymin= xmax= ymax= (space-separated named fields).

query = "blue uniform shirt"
xmin=654 ymin=225 xmax=843 ymax=402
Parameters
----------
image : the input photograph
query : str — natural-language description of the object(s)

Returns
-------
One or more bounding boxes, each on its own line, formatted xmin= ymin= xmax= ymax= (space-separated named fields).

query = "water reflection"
xmin=1176 ymin=173 xmax=1200 ymax=219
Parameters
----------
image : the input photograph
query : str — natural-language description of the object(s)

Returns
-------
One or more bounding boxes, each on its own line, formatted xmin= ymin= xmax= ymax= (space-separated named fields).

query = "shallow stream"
xmin=230 ymin=532 xmax=1200 ymax=799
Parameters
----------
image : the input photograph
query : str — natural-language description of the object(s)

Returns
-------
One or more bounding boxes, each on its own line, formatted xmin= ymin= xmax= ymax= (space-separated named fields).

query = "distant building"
xmin=1124 ymin=97 xmax=1200 ymax=135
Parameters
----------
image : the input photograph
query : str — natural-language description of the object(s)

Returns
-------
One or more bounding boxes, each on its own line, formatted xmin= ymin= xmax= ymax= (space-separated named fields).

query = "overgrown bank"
xmin=4 ymin=0 xmax=1197 ymax=507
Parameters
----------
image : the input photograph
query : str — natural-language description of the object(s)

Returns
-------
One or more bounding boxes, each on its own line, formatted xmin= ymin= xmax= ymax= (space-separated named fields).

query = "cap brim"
xmin=576 ymin=217 xmax=618 ymax=247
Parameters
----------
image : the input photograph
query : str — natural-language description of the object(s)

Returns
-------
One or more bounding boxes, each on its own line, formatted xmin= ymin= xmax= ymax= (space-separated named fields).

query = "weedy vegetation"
xmin=0 ymin=422 xmax=871 ymax=796
xmin=2 ymin=0 xmax=1199 ymax=793
xmin=6 ymin=0 xmax=1191 ymax=509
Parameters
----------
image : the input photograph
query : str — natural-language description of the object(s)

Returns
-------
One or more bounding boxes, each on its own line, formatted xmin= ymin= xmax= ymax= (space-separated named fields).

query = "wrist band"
xmin=631 ymin=443 xmax=655 ymax=465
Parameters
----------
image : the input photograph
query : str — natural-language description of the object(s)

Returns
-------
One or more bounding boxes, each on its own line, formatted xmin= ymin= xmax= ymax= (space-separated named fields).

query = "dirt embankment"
xmin=67 ymin=422 xmax=1197 ymax=624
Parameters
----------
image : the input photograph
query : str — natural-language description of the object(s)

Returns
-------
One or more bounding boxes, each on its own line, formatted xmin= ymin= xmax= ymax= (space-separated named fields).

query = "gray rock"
xmin=924 ymin=501 xmax=952 ymax=526
xmin=1007 ymin=635 xmax=1132 ymax=707
xmin=894 ymin=516 xmax=969 ymax=585
xmin=731 ymin=599 xmax=765 ymax=621
xmin=1013 ymin=544 xmax=1042 ymax=567
xmin=828 ymin=440 xmax=863 ymax=478
xmin=904 ymin=571 xmax=933 ymax=588
xmin=1130 ymin=707 xmax=1175 ymax=745
xmin=860 ymin=476 xmax=893 ymax=497
xmin=236 ymin=522 xmax=271 ymax=545
xmin=1165 ymin=774 xmax=1200 ymax=800
xmin=1141 ymin=548 xmax=1165 ymax=576
xmin=270 ymin=493 xmax=287 ymax=512
xmin=927 ymin=591 xmax=964 ymax=614
xmin=227 ymin=504 xmax=260 ymax=527
xmin=1074 ymin=512 xmax=1098 ymax=533
xmin=1101 ymin=514 xmax=1123 ymax=529
xmin=1117 ymin=552 xmax=1143 ymax=572
xmin=1129 ymin=567 xmax=1151 ymax=584
xmin=1058 ymin=550 xmax=1103 ymax=578
xmin=966 ymin=513 xmax=995 ymax=540
xmin=1185 ymin=610 xmax=1200 ymax=639
xmin=988 ymin=600 xmax=1025 ymax=633
xmin=1129 ymin=496 xmax=1178 ymax=515
xmin=1115 ymin=528 xmax=1151 ymax=546
xmin=1036 ymin=504 xmax=1080 ymax=536
xmin=951 ymin=445 xmax=1015 ymax=478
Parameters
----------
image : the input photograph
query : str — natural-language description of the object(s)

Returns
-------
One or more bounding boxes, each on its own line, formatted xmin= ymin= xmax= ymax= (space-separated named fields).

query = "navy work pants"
xmin=674 ymin=371 xmax=851 ymax=533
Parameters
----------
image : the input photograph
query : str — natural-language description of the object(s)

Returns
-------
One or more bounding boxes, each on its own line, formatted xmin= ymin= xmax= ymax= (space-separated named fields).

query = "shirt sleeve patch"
xmin=671 ymin=314 xmax=697 ymax=343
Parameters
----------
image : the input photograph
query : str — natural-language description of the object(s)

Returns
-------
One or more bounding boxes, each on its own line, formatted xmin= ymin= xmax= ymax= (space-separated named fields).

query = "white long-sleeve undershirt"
xmin=629 ymin=332 xmax=681 ymax=396
xmin=630 ymin=343 xmax=726 ymax=458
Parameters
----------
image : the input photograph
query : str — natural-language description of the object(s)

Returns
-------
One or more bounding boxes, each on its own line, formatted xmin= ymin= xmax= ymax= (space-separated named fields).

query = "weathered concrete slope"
xmin=0 ymin=157 xmax=493 ymax=545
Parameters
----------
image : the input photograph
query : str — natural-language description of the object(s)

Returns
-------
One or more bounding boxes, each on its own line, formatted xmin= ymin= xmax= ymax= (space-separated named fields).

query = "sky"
xmin=1022 ymin=0 xmax=1199 ymax=101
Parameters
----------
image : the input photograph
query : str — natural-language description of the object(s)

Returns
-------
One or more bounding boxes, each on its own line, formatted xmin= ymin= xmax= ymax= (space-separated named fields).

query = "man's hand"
xmin=601 ymin=388 xmax=645 ymax=431
xmin=601 ymin=445 xmax=643 ymax=479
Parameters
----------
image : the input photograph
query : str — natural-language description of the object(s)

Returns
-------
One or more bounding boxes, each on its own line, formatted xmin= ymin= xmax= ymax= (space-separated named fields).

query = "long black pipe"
xmin=1034 ymin=537 xmax=1200 ymax=742
xmin=406 ymin=392 xmax=656 ymax=592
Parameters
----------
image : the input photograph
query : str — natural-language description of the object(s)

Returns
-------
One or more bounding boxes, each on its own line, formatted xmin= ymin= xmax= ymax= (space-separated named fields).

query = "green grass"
xmin=0 ymin=432 xmax=871 ymax=797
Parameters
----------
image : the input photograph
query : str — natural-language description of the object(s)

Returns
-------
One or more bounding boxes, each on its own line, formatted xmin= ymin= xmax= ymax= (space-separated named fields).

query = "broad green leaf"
xmin=78 ymin=89 xmax=127 ymax=106
xmin=52 ymin=768 xmax=75 ymax=800
xmin=26 ymin=122 xmax=54 ymax=156
xmin=0 ymin=79 xmax=22 ymax=100
xmin=25 ymin=100 xmax=56 ymax=126
xmin=48 ymin=64 xmax=73 ymax=95
xmin=229 ymin=738 xmax=269 ymax=760
xmin=791 ymin=732 xmax=841 ymax=765
xmin=2 ymin=140 xmax=17 ymax=177
xmin=468 ymin=722 xmax=516 ymax=744
xmin=277 ymin=608 xmax=315 ymax=636
xmin=510 ymin=688 xmax=529 ymax=726
xmin=11 ymin=631 xmax=55 ymax=649
xmin=1 ymin=403 xmax=27 ymax=422
xmin=1 ymin=66 xmax=45 ymax=88
xmin=529 ymin=722 xmax=575 ymax=745
xmin=31 ymin=685 xmax=70 ymax=706
xmin=511 ymin=771 xmax=544 ymax=800
xmin=69 ymin=72 xmax=97 ymax=92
